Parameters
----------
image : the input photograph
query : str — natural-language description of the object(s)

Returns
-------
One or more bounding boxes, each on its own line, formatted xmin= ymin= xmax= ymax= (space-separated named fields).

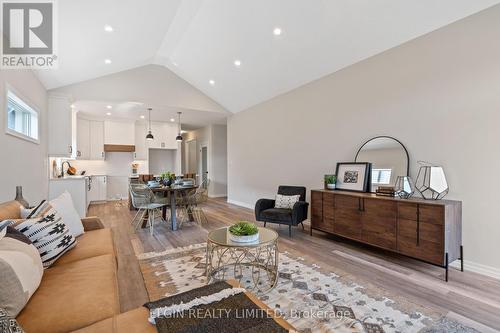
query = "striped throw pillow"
xmin=5 ymin=201 xmax=77 ymax=268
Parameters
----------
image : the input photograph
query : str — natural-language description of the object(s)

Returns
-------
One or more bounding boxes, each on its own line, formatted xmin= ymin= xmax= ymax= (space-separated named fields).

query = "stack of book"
xmin=375 ymin=186 xmax=395 ymax=197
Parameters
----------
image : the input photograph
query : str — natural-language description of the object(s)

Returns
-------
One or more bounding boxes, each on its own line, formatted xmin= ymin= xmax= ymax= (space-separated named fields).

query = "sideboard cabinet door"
xmin=362 ymin=198 xmax=397 ymax=250
xmin=334 ymin=194 xmax=362 ymax=240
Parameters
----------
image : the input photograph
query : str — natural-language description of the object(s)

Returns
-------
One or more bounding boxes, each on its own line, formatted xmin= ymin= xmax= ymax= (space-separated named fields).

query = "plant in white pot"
xmin=325 ymin=174 xmax=337 ymax=190
xmin=229 ymin=221 xmax=259 ymax=243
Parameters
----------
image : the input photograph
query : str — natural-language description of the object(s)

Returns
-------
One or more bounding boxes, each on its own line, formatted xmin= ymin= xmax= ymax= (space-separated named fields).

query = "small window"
xmin=372 ymin=168 xmax=392 ymax=185
xmin=5 ymin=89 xmax=39 ymax=143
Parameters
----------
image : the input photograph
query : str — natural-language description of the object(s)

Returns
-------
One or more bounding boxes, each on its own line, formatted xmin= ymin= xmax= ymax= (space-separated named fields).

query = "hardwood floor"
xmin=89 ymin=198 xmax=500 ymax=332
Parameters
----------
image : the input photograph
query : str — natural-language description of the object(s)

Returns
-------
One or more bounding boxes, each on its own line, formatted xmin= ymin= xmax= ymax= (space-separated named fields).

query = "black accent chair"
xmin=255 ymin=186 xmax=309 ymax=237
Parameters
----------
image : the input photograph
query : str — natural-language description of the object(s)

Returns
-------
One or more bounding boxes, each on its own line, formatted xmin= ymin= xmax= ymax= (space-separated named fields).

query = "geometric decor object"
xmin=394 ymin=176 xmax=415 ymax=199
xmin=415 ymin=162 xmax=449 ymax=200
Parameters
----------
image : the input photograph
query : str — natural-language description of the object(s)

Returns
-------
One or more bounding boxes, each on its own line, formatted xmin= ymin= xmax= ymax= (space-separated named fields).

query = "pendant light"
xmin=146 ymin=108 xmax=154 ymax=140
xmin=176 ymin=111 xmax=183 ymax=142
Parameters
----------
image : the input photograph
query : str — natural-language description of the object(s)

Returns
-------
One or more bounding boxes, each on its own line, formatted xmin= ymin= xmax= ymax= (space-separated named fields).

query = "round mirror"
xmin=355 ymin=136 xmax=409 ymax=192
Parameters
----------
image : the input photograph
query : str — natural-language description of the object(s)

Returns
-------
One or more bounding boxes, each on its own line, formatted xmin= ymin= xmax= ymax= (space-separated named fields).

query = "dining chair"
xmin=129 ymin=184 xmax=166 ymax=234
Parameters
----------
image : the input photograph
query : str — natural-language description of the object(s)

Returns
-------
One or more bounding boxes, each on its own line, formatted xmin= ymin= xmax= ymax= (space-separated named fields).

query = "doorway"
xmin=201 ymin=145 xmax=208 ymax=188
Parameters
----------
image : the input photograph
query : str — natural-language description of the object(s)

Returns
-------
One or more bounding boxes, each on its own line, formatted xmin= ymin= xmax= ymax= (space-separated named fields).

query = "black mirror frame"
xmin=354 ymin=135 xmax=410 ymax=176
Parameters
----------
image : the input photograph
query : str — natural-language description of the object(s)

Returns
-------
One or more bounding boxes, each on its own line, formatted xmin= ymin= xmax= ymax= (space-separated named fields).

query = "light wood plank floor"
xmin=88 ymin=198 xmax=500 ymax=332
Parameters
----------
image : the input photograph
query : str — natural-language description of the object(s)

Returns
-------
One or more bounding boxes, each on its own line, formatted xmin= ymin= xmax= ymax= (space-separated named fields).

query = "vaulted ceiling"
xmin=36 ymin=0 xmax=500 ymax=113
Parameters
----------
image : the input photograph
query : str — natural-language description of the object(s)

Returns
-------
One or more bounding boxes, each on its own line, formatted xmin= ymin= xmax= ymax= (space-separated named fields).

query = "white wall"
xmin=210 ymin=124 xmax=227 ymax=197
xmin=227 ymin=6 xmax=500 ymax=276
xmin=148 ymin=149 xmax=177 ymax=175
xmin=0 ymin=70 xmax=48 ymax=204
xmin=183 ymin=124 xmax=227 ymax=197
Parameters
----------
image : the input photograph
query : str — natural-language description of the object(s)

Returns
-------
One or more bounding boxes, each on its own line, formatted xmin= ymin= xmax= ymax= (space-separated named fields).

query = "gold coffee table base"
xmin=206 ymin=227 xmax=279 ymax=293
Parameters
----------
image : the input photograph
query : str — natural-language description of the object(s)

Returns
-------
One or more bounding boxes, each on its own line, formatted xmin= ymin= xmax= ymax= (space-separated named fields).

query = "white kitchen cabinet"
xmin=88 ymin=176 xmax=107 ymax=202
xmin=134 ymin=122 xmax=148 ymax=160
xmin=104 ymin=121 xmax=135 ymax=145
xmin=48 ymin=95 xmax=75 ymax=157
xmin=76 ymin=118 xmax=90 ymax=159
xmin=148 ymin=122 xmax=177 ymax=149
xmin=76 ymin=118 xmax=104 ymax=160
xmin=89 ymin=121 xmax=105 ymax=160
xmin=49 ymin=178 xmax=87 ymax=218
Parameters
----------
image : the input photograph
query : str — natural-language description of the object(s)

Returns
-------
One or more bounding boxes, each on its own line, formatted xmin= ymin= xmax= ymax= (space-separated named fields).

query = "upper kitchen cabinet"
xmin=134 ymin=122 xmax=148 ymax=160
xmin=148 ymin=122 xmax=178 ymax=149
xmin=104 ymin=120 xmax=135 ymax=145
xmin=48 ymin=95 xmax=75 ymax=157
xmin=89 ymin=121 xmax=105 ymax=160
xmin=76 ymin=118 xmax=90 ymax=159
xmin=76 ymin=117 xmax=105 ymax=160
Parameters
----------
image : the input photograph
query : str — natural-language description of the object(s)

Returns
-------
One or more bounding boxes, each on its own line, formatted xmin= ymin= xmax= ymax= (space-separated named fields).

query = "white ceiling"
xmin=37 ymin=0 xmax=500 ymax=113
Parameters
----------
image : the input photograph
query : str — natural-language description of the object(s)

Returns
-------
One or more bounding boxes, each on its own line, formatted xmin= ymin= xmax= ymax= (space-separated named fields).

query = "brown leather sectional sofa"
xmin=0 ymin=200 xmax=293 ymax=333
xmin=0 ymin=200 xmax=155 ymax=333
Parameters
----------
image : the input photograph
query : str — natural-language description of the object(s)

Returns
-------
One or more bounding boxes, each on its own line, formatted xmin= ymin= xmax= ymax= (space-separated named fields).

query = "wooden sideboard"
xmin=311 ymin=189 xmax=462 ymax=281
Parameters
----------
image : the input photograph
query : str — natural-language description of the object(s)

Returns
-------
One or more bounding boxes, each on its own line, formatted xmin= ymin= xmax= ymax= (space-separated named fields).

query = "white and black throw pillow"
xmin=5 ymin=201 xmax=77 ymax=269
xmin=275 ymin=194 xmax=301 ymax=209
xmin=0 ymin=307 xmax=24 ymax=333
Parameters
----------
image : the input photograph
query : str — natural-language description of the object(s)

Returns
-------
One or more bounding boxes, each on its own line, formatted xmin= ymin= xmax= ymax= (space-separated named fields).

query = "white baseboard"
xmin=450 ymin=259 xmax=500 ymax=280
xmin=227 ymin=199 xmax=254 ymax=210
xmin=209 ymin=194 xmax=227 ymax=198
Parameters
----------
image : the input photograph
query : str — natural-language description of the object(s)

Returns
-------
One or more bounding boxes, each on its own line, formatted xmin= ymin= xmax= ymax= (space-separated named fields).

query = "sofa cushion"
xmin=71 ymin=308 xmax=155 ymax=333
xmin=53 ymin=228 xmax=115 ymax=266
xmin=17 ymin=254 xmax=120 ymax=333
xmin=8 ymin=202 xmax=77 ymax=268
xmin=0 ymin=226 xmax=43 ymax=317
xmin=0 ymin=201 xmax=21 ymax=220
xmin=260 ymin=208 xmax=293 ymax=222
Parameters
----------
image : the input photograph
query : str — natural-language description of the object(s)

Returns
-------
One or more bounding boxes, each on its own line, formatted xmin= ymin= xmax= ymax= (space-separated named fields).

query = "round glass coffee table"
xmin=206 ymin=227 xmax=279 ymax=293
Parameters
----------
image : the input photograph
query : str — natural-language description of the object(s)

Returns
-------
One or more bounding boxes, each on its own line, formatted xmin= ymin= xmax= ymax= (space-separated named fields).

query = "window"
xmin=5 ymin=89 xmax=39 ymax=142
xmin=372 ymin=168 xmax=392 ymax=185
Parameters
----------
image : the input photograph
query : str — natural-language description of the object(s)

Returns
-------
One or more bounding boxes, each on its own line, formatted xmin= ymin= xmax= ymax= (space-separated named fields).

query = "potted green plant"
xmin=160 ymin=171 xmax=175 ymax=186
xmin=228 ymin=221 xmax=259 ymax=243
xmin=325 ymin=174 xmax=337 ymax=190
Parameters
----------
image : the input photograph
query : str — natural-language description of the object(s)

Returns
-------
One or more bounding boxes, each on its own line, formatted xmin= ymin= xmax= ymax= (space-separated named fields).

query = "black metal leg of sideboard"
xmin=460 ymin=246 xmax=464 ymax=272
xmin=445 ymin=252 xmax=449 ymax=282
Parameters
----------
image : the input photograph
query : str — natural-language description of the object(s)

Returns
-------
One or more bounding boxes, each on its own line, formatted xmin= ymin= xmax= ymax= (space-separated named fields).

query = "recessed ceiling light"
xmin=106 ymin=105 xmax=112 ymax=109
xmin=234 ymin=59 xmax=241 ymax=67
xmin=104 ymin=59 xmax=112 ymax=64
xmin=140 ymin=115 xmax=145 ymax=119
xmin=104 ymin=25 xmax=113 ymax=32
xmin=106 ymin=112 xmax=112 ymax=116
xmin=172 ymin=61 xmax=178 ymax=67
xmin=209 ymin=79 xmax=215 ymax=86
xmin=170 ymin=118 xmax=175 ymax=122
xmin=273 ymin=27 xmax=282 ymax=36
xmin=70 ymin=104 xmax=75 ymax=108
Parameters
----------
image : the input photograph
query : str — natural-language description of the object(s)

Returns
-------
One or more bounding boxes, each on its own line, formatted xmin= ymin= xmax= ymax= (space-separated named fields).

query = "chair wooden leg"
xmin=301 ymin=222 xmax=305 ymax=230
xmin=289 ymin=225 xmax=292 ymax=237
xmin=263 ymin=221 xmax=266 ymax=227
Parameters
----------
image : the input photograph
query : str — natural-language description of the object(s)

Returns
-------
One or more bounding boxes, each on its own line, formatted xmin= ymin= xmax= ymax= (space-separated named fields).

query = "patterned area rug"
xmin=137 ymin=243 xmax=479 ymax=333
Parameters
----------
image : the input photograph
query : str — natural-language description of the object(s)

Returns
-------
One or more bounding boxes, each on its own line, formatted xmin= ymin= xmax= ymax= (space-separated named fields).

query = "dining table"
xmin=150 ymin=184 xmax=198 ymax=231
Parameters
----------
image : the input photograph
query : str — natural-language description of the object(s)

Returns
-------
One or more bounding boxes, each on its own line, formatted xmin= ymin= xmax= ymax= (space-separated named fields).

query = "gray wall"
xmin=227 ymin=6 xmax=500 ymax=276
xmin=0 ymin=70 xmax=48 ymax=203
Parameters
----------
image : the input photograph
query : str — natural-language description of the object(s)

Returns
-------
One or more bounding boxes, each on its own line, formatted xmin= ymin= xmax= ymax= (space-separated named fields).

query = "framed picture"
xmin=335 ymin=162 xmax=372 ymax=192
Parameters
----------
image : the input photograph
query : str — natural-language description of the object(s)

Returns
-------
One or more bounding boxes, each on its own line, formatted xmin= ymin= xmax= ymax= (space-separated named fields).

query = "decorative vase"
xmin=162 ymin=179 xmax=172 ymax=187
xmin=229 ymin=232 xmax=259 ymax=243
xmin=394 ymin=176 xmax=415 ymax=199
xmin=326 ymin=183 xmax=336 ymax=190
xmin=15 ymin=186 xmax=29 ymax=208
xmin=415 ymin=162 xmax=449 ymax=200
